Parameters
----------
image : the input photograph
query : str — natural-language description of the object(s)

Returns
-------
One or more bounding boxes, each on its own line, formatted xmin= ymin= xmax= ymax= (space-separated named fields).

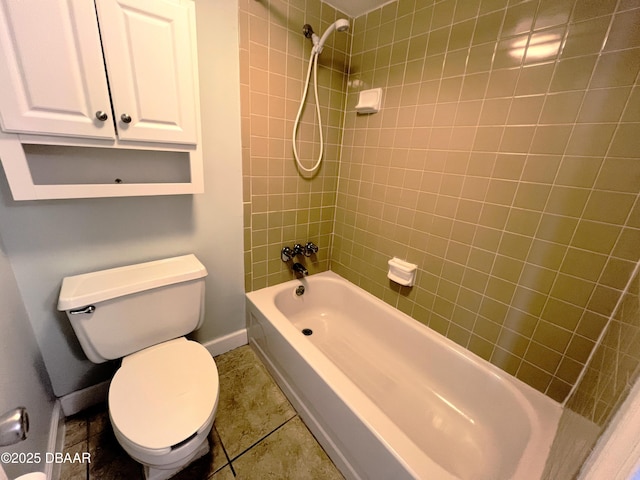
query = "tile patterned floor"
xmin=61 ymin=345 xmax=344 ymax=479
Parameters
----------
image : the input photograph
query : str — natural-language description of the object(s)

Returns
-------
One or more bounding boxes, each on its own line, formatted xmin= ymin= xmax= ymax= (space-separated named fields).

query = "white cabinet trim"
xmin=0 ymin=131 xmax=204 ymax=200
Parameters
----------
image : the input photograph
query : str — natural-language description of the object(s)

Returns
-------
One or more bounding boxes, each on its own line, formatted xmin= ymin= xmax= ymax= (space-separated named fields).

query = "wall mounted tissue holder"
xmin=387 ymin=257 xmax=417 ymax=286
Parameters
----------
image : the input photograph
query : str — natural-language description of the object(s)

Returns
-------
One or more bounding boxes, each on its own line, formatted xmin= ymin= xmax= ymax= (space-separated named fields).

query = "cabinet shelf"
xmin=0 ymin=132 xmax=203 ymax=200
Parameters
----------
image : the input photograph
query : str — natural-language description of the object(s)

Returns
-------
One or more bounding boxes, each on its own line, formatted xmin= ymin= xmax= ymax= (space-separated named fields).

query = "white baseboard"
xmin=59 ymin=380 xmax=110 ymax=417
xmin=45 ymin=400 xmax=64 ymax=480
xmin=202 ymin=328 xmax=248 ymax=357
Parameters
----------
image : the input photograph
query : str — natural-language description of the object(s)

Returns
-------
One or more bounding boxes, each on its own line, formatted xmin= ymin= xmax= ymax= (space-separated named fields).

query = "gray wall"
xmin=0 ymin=0 xmax=245 ymax=397
xmin=0 ymin=239 xmax=55 ymax=478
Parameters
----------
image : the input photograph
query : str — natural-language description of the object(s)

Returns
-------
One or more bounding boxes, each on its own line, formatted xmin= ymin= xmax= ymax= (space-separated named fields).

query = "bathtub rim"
xmin=246 ymin=270 xmax=561 ymax=479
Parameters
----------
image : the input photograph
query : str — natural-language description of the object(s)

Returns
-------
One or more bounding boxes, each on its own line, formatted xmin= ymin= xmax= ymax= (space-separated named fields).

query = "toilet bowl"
xmin=109 ymin=338 xmax=219 ymax=477
xmin=14 ymin=474 xmax=46 ymax=480
xmin=58 ymin=255 xmax=218 ymax=480
xmin=0 ymin=463 xmax=46 ymax=480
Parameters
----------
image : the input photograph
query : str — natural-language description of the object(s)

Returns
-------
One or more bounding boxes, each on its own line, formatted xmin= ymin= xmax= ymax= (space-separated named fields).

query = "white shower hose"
xmin=292 ymin=51 xmax=324 ymax=174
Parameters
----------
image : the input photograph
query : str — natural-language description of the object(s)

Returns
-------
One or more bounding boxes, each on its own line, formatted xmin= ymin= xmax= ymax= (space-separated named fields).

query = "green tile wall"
xmin=333 ymin=0 xmax=640 ymax=401
xmin=568 ymin=270 xmax=640 ymax=424
xmin=239 ymin=0 xmax=351 ymax=291
xmin=543 ymin=266 xmax=640 ymax=477
xmin=239 ymin=0 xmax=640 ymax=402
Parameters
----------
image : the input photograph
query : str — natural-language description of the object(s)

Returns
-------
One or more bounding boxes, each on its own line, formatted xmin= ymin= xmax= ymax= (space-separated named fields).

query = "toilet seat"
xmin=109 ymin=337 xmax=219 ymax=452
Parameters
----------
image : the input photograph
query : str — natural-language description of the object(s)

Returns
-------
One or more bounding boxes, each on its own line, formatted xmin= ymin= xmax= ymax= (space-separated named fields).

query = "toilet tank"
xmin=57 ymin=254 xmax=208 ymax=364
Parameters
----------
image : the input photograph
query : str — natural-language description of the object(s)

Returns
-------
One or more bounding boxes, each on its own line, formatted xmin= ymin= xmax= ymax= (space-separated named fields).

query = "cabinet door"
xmin=96 ymin=0 xmax=199 ymax=145
xmin=0 ymin=0 xmax=115 ymax=139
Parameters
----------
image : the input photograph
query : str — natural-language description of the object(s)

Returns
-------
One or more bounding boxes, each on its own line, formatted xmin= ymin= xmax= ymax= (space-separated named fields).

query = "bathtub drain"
xmin=302 ymin=328 xmax=313 ymax=336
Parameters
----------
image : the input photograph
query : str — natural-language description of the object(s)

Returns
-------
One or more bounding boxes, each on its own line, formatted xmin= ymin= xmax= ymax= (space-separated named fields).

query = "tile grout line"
xmin=214 ymin=424 xmax=237 ymax=478
xmin=227 ymin=413 xmax=298 ymax=466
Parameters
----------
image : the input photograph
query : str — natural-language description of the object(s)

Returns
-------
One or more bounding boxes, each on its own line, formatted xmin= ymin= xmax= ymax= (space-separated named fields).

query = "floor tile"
xmin=59 ymin=440 xmax=89 ymax=480
xmin=211 ymin=465 xmax=235 ymax=480
xmin=63 ymin=415 xmax=87 ymax=449
xmin=214 ymin=346 xmax=296 ymax=459
xmin=232 ymin=416 xmax=344 ymax=480
xmin=214 ymin=344 xmax=258 ymax=374
xmin=86 ymin=405 xmax=109 ymax=439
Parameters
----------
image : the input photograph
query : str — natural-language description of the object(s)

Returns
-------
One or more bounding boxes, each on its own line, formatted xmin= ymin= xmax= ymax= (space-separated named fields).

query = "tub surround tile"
xmin=325 ymin=0 xmax=640 ymax=406
xmin=544 ymin=270 xmax=640 ymax=476
xmin=60 ymin=345 xmax=340 ymax=479
xmin=239 ymin=0 xmax=640 ymax=408
xmin=240 ymin=0 xmax=346 ymax=290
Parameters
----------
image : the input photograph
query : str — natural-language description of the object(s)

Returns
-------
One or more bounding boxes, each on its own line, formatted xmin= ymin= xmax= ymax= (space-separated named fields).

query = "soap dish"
xmin=355 ymin=88 xmax=383 ymax=114
xmin=387 ymin=257 xmax=417 ymax=287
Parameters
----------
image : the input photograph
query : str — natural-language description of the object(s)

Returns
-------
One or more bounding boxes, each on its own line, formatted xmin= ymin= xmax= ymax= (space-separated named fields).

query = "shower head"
xmin=312 ymin=18 xmax=350 ymax=55
xmin=334 ymin=18 xmax=350 ymax=32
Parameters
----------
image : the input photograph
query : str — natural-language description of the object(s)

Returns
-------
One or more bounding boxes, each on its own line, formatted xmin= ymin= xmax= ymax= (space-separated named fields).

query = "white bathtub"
xmin=246 ymin=271 xmax=561 ymax=480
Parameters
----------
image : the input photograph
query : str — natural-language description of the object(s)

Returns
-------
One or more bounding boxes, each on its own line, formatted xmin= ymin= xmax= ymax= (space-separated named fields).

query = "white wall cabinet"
xmin=94 ymin=0 xmax=199 ymax=144
xmin=0 ymin=0 xmax=114 ymax=140
xmin=0 ymin=0 xmax=198 ymax=144
xmin=0 ymin=0 xmax=203 ymax=200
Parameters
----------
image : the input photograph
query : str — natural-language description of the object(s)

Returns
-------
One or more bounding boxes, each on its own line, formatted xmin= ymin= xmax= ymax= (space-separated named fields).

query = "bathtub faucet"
xmin=292 ymin=263 xmax=308 ymax=277
xmin=282 ymin=242 xmax=319 ymax=262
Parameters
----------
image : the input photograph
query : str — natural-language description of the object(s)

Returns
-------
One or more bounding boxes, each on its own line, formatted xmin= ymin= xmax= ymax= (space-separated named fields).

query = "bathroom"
xmin=0 ymin=0 xmax=639 ymax=478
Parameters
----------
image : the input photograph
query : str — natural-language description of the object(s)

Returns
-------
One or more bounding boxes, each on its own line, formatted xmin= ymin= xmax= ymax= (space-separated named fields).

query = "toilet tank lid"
xmin=57 ymin=254 xmax=207 ymax=311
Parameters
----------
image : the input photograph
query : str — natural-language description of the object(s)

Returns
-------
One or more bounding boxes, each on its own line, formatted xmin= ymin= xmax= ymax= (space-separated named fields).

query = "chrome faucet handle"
xmin=281 ymin=246 xmax=293 ymax=262
xmin=293 ymin=244 xmax=305 ymax=256
xmin=304 ymin=242 xmax=318 ymax=256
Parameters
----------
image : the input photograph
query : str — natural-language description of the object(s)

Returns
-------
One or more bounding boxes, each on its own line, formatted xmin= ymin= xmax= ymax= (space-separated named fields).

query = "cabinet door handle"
xmin=120 ymin=113 xmax=132 ymax=124
xmin=95 ymin=111 xmax=108 ymax=121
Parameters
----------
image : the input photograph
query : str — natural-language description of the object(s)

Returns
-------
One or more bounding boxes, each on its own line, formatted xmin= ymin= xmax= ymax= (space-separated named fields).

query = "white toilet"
xmin=57 ymin=254 xmax=219 ymax=480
